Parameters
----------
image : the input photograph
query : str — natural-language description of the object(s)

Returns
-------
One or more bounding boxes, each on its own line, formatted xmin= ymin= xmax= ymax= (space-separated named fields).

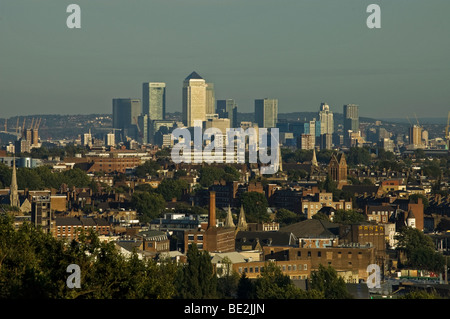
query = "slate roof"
xmin=235 ymin=230 xmax=296 ymax=250
xmin=341 ymin=185 xmax=379 ymax=195
xmin=279 ymin=219 xmax=340 ymax=238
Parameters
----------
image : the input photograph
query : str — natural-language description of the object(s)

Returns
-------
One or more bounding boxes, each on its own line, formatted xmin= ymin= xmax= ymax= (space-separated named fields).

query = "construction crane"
xmin=34 ymin=118 xmax=41 ymax=130
xmin=15 ymin=117 xmax=19 ymax=134
xmin=413 ymin=113 xmax=420 ymax=127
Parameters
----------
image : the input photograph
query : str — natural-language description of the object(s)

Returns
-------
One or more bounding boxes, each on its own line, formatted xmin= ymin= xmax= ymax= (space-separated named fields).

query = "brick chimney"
xmin=208 ymin=191 xmax=216 ymax=229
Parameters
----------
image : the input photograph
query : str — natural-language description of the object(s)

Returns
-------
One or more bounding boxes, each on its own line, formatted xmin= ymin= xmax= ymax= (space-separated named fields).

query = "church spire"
xmin=9 ymin=157 xmax=20 ymax=208
xmin=311 ymin=148 xmax=318 ymax=167
xmin=224 ymin=205 xmax=235 ymax=228
xmin=237 ymin=205 xmax=248 ymax=231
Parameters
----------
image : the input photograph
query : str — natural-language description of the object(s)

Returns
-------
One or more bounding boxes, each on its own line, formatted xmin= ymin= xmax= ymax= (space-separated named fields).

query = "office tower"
xmin=319 ymin=103 xmax=334 ymax=135
xmin=204 ymin=118 xmax=230 ymax=149
xmin=142 ymin=82 xmax=166 ymax=121
xmin=320 ymin=133 xmax=333 ymax=150
xmin=217 ymin=99 xmax=238 ymax=128
xmin=112 ymin=98 xmax=141 ymax=130
xmin=81 ymin=129 xmax=92 ymax=147
xmin=183 ymin=71 xmax=207 ymax=127
xmin=343 ymin=104 xmax=359 ymax=134
xmin=206 ymin=83 xmax=215 ymax=116
xmin=254 ymin=98 xmax=278 ymax=128
xmin=297 ymin=134 xmax=315 ymax=150
xmin=137 ymin=114 xmax=148 ymax=144
xmin=105 ymin=132 xmax=115 ymax=147
xmin=409 ymin=125 xmax=424 ymax=148
xmin=31 ymin=196 xmax=52 ymax=234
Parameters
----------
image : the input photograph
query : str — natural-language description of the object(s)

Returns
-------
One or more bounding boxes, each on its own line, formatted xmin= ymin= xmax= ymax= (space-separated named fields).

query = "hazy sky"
xmin=1 ymin=0 xmax=449 ymax=119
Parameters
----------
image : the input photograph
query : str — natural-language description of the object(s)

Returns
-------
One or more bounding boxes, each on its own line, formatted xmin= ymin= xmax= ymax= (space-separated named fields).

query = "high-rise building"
xmin=343 ymin=104 xmax=359 ymax=134
xmin=112 ymin=98 xmax=141 ymax=131
xmin=183 ymin=71 xmax=207 ymax=127
xmin=206 ymin=83 xmax=215 ymax=116
xmin=81 ymin=129 xmax=92 ymax=147
xmin=217 ymin=99 xmax=238 ymax=128
xmin=254 ymin=98 xmax=278 ymax=128
xmin=105 ymin=132 xmax=115 ymax=147
xmin=142 ymin=82 xmax=166 ymax=121
xmin=319 ymin=103 xmax=334 ymax=135
xmin=409 ymin=125 xmax=424 ymax=149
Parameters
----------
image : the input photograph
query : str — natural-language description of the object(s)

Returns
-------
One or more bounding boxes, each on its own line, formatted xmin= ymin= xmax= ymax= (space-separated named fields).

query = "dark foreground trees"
xmin=1 ymin=215 xmax=354 ymax=299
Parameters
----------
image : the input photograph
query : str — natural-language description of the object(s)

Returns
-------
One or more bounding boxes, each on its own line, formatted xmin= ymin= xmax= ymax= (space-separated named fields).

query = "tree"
xmin=176 ymin=244 xmax=217 ymax=299
xmin=346 ymin=147 xmax=371 ymax=166
xmin=276 ymin=208 xmax=304 ymax=226
xmin=309 ymin=264 xmax=352 ymax=299
xmin=131 ymin=191 xmax=166 ymax=223
xmin=253 ymin=262 xmax=309 ymax=299
xmin=399 ymin=290 xmax=441 ymax=299
xmin=239 ymin=192 xmax=269 ymax=223
xmin=333 ymin=210 xmax=365 ymax=224
xmin=135 ymin=160 xmax=160 ymax=178
xmin=0 ymin=215 xmax=179 ymax=299
xmin=157 ymin=178 xmax=188 ymax=201
xmin=395 ymin=227 xmax=445 ymax=272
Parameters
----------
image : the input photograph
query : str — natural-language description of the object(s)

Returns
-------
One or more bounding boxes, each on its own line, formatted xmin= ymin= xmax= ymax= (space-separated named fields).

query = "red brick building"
xmin=184 ymin=191 xmax=236 ymax=253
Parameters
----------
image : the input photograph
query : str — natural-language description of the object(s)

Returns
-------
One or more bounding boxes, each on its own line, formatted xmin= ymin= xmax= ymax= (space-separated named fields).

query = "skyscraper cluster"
xmin=110 ymin=71 xmax=365 ymax=151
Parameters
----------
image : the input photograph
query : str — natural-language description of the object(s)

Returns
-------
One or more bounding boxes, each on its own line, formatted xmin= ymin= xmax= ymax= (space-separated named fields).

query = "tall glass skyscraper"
xmin=217 ymin=99 xmax=238 ymax=128
xmin=183 ymin=71 xmax=207 ymax=127
xmin=319 ymin=103 xmax=334 ymax=135
xmin=206 ymin=83 xmax=215 ymax=116
xmin=254 ymin=98 xmax=278 ymax=128
xmin=343 ymin=104 xmax=359 ymax=133
xmin=142 ymin=82 xmax=166 ymax=121
xmin=112 ymin=98 xmax=141 ymax=140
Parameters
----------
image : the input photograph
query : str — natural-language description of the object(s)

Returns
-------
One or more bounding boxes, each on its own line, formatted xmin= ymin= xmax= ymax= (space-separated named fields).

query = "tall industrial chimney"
xmin=208 ymin=191 xmax=216 ymax=229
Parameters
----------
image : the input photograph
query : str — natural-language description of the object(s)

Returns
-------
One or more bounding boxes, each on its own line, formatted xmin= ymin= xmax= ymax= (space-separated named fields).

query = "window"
xmin=255 ymin=267 xmax=259 ymax=273
xmin=297 ymin=251 xmax=301 ymax=257
xmin=304 ymin=264 xmax=307 ymax=270
xmin=318 ymin=251 xmax=322 ymax=257
xmin=307 ymin=251 xmax=311 ymax=257
xmin=188 ymin=235 xmax=194 ymax=241
xmin=197 ymin=235 xmax=203 ymax=241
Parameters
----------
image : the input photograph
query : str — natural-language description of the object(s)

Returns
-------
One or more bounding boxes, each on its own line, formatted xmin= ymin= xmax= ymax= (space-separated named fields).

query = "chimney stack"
xmin=208 ymin=191 xmax=216 ymax=229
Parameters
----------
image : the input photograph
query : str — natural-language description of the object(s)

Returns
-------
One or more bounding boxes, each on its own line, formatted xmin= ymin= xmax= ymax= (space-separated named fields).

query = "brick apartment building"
xmin=262 ymin=245 xmax=377 ymax=282
xmin=52 ymin=216 xmax=111 ymax=240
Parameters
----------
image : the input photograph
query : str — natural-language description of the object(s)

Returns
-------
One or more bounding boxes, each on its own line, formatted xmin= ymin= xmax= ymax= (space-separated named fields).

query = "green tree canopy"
xmin=309 ymin=264 xmax=353 ymax=299
xmin=239 ymin=191 xmax=269 ymax=223
xmin=395 ymin=227 xmax=445 ymax=272
xmin=175 ymin=244 xmax=217 ymax=299
xmin=131 ymin=191 xmax=166 ymax=223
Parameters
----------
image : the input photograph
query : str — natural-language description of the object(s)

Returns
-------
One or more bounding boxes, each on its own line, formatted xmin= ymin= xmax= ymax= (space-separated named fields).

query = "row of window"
xmin=187 ymin=234 xmax=203 ymax=241
xmin=238 ymin=263 xmax=308 ymax=274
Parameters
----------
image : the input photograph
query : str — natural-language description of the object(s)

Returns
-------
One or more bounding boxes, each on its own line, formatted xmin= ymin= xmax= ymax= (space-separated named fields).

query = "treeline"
xmin=0 ymin=215 xmax=353 ymax=299
xmin=0 ymin=164 xmax=91 ymax=190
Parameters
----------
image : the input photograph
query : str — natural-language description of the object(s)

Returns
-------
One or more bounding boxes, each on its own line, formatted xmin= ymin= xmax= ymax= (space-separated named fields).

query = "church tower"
xmin=9 ymin=157 xmax=20 ymax=208
xmin=236 ymin=205 xmax=248 ymax=232
xmin=224 ymin=205 xmax=235 ymax=228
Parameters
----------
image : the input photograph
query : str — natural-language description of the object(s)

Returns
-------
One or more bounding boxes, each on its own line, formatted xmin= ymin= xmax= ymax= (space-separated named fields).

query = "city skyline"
xmin=0 ymin=1 xmax=449 ymax=119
